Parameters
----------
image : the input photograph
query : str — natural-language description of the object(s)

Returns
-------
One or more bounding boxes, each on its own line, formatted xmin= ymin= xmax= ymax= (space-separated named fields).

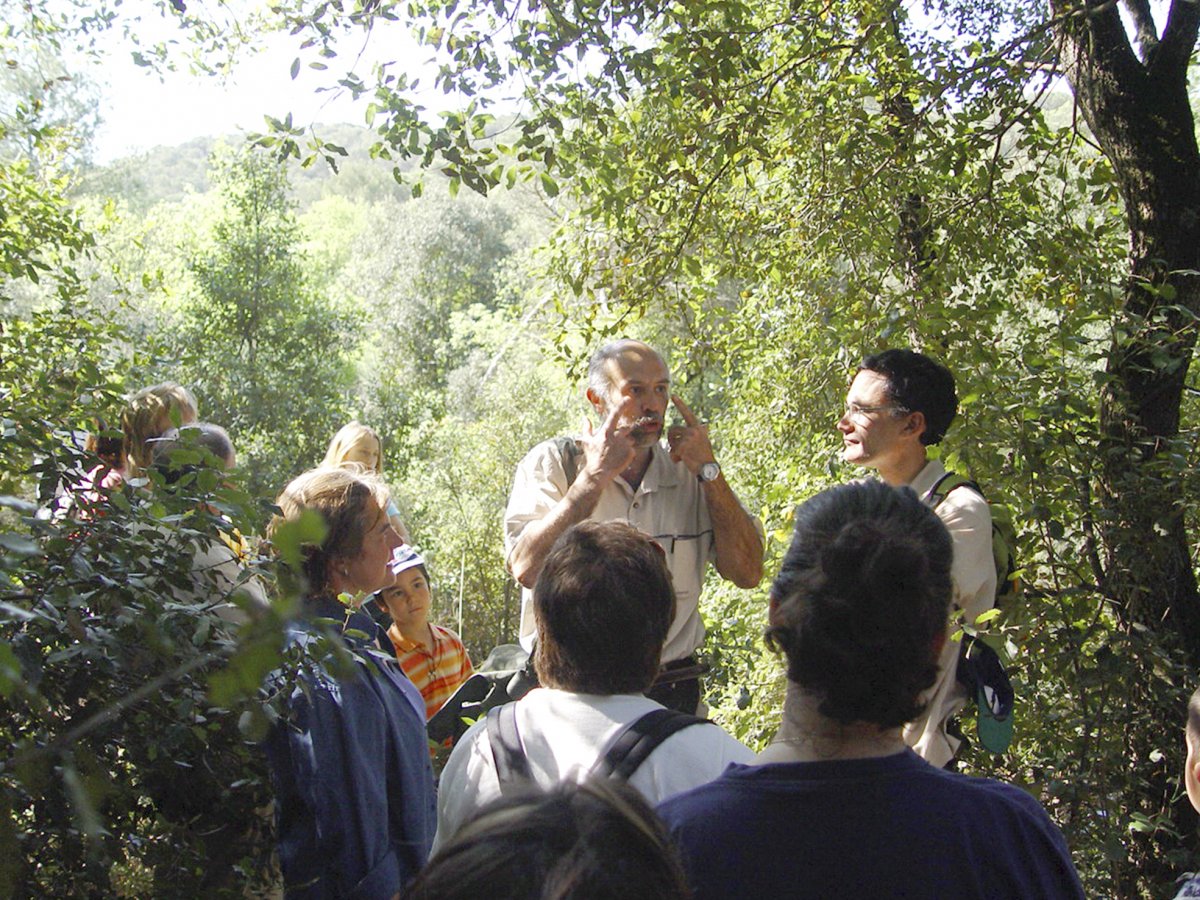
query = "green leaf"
xmin=0 ymin=533 xmax=41 ymax=557
xmin=268 ymin=509 xmax=327 ymax=571
xmin=0 ymin=643 xmax=22 ymax=698
xmin=973 ymin=608 xmax=1002 ymax=626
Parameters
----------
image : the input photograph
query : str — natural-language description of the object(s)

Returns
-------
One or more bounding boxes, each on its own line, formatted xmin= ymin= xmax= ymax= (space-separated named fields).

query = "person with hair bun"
xmin=658 ymin=481 xmax=1084 ymax=900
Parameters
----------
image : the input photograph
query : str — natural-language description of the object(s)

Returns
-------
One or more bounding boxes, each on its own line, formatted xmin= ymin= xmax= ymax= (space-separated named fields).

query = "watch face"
xmin=699 ymin=462 xmax=720 ymax=482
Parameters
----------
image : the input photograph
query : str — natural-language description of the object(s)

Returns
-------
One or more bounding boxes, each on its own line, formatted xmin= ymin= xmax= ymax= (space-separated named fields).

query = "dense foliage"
xmin=173 ymin=147 xmax=358 ymax=498
xmin=3 ymin=0 xmax=1200 ymax=896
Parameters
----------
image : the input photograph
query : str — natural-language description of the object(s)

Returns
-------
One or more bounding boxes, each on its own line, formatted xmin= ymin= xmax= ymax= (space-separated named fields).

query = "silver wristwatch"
xmin=698 ymin=461 xmax=721 ymax=483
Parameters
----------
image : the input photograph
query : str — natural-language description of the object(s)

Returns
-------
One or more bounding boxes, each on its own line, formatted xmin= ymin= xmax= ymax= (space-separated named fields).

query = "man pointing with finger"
xmin=505 ymin=339 xmax=764 ymax=714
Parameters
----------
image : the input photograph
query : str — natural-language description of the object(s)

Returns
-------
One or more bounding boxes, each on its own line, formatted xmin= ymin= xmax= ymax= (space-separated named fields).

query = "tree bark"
xmin=1054 ymin=0 xmax=1200 ymax=655
xmin=1052 ymin=0 xmax=1200 ymax=891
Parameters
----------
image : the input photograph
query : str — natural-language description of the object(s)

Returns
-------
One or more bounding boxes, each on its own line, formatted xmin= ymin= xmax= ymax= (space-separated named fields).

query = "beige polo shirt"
xmin=903 ymin=459 xmax=997 ymax=767
xmin=505 ymin=439 xmax=722 ymax=663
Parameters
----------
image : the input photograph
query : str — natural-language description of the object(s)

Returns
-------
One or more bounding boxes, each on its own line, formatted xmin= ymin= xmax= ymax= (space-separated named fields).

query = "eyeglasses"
xmin=842 ymin=402 xmax=909 ymax=425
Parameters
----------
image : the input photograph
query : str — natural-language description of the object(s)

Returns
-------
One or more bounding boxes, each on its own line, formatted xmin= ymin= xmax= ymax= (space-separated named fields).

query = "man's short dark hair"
xmin=859 ymin=349 xmax=957 ymax=445
xmin=534 ymin=521 xmax=675 ymax=694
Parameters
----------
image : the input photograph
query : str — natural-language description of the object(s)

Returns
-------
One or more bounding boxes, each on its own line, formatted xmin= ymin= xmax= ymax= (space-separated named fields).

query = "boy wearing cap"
xmin=377 ymin=546 xmax=474 ymax=720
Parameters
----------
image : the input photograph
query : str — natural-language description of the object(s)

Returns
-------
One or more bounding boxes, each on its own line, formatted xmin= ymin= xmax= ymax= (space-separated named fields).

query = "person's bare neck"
xmin=876 ymin=446 xmax=930 ymax=488
xmin=621 ymin=446 xmax=655 ymax=490
xmin=758 ymin=684 xmax=907 ymax=764
xmin=393 ymin=618 xmax=434 ymax=650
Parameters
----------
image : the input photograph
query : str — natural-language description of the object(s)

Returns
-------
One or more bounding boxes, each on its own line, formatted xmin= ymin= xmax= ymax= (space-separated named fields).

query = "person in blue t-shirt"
xmin=265 ymin=466 xmax=436 ymax=899
xmin=658 ymin=480 xmax=1085 ymax=900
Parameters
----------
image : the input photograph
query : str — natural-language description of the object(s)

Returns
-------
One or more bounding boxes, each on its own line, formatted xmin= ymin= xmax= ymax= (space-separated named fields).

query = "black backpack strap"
xmin=552 ymin=436 xmax=583 ymax=488
xmin=486 ymin=703 xmax=531 ymax=788
xmin=924 ymin=470 xmax=984 ymax=509
xmin=592 ymin=708 xmax=710 ymax=781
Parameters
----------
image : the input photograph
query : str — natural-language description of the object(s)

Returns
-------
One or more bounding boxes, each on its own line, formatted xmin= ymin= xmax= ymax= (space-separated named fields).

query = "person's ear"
xmin=902 ymin=410 xmax=927 ymax=442
xmin=1186 ymin=737 xmax=1200 ymax=813
xmin=329 ymin=558 xmax=352 ymax=593
xmin=584 ymin=387 xmax=607 ymax=417
xmin=767 ymin=592 xmax=782 ymax=626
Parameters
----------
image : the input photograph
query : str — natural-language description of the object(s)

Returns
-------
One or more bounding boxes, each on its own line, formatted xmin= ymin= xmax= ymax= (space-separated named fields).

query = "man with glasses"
xmin=505 ymin=339 xmax=764 ymax=714
xmin=839 ymin=348 xmax=995 ymax=767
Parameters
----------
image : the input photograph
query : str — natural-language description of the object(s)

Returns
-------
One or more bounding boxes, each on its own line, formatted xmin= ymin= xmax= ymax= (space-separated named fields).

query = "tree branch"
xmin=1155 ymin=0 xmax=1200 ymax=74
xmin=1118 ymin=0 xmax=1160 ymax=61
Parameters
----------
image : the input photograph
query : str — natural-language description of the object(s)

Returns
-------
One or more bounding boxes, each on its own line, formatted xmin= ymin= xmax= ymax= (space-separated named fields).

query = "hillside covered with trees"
xmin=3 ymin=0 xmax=1200 ymax=896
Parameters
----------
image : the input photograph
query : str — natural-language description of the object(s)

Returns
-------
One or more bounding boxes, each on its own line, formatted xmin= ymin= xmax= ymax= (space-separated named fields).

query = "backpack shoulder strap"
xmin=551 ymin=436 xmax=583 ymax=488
xmin=592 ymin=708 xmax=710 ymax=781
xmin=486 ymin=703 xmax=532 ymax=788
xmin=924 ymin=470 xmax=984 ymax=509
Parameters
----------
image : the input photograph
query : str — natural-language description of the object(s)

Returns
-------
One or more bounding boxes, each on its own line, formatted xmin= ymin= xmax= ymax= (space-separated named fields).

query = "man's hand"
xmin=667 ymin=395 xmax=717 ymax=476
xmin=580 ymin=395 xmax=638 ymax=482
xmin=668 ymin=394 xmax=763 ymax=588
xmin=508 ymin=398 xmax=638 ymax=589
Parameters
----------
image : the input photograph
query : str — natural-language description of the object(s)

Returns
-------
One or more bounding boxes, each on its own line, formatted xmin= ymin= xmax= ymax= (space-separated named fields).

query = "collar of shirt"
xmin=907 ymin=458 xmax=947 ymax=499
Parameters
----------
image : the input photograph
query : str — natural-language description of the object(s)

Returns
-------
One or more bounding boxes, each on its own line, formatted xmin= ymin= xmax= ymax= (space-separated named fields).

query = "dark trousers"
xmin=645 ymin=657 xmax=703 ymax=714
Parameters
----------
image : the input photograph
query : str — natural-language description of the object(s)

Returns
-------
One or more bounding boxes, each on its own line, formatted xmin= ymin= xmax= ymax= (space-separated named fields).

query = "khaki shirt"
xmin=505 ymin=439 xmax=725 ymax=663
xmin=903 ymin=459 xmax=997 ymax=767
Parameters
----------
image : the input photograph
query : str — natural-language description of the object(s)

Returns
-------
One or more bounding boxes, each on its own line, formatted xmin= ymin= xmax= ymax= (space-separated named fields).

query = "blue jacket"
xmin=265 ymin=597 xmax=436 ymax=898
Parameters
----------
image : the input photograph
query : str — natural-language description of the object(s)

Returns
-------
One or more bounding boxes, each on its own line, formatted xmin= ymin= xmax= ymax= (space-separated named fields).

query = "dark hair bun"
xmin=819 ymin=522 xmax=930 ymax=619
xmin=767 ymin=481 xmax=953 ymax=727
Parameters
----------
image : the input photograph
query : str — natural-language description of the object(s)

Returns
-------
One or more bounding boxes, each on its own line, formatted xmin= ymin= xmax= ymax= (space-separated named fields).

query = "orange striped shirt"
xmin=387 ymin=622 xmax=474 ymax=720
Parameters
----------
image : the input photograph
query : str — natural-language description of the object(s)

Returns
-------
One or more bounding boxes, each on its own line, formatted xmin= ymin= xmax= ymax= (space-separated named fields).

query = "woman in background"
xmin=323 ymin=421 xmax=409 ymax=541
xmin=72 ymin=383 xmax=198 ymax=517
xmin=121 ymin=382 xmax=199 ymax=477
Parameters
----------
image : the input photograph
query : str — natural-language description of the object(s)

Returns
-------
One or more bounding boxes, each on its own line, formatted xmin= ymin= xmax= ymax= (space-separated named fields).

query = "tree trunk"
xmin=1053 ymin=0 xmax=1200 ymax=891
xmin=1061 ymin=6 xmax=1200 ymax=655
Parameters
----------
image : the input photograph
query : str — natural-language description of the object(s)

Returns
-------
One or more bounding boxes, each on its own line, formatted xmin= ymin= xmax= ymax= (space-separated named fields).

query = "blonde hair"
xmin=322 ymin=422 xmax=384 ymax=474
xmin=268 ymin=467 xmax=390 ymax=598
xmin=121 ymin=383 xmax=199 ymax=473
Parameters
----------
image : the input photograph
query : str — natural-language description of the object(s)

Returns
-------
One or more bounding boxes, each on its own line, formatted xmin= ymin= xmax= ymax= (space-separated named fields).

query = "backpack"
xmin=923 ymin=471 xmax=1017 ymax=755
xmin=924 ymin=472 xmax=1021 ymax=606
xmin=551 ymin=435 xmax=584 ymax=487
xmin=485 ymin=703 xmax=709 ymax=790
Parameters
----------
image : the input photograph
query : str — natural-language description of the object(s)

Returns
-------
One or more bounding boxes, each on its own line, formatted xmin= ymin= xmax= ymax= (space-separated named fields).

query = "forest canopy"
xmin=2 ymin=0 xmax=1199 ymax=896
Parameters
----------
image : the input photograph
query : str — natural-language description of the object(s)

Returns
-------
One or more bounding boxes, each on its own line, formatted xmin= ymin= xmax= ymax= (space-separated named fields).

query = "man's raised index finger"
xmin=604 ymin=394 xmax=638 ymax=433
xmin=671 ymin=394 xmax=701 ymax=427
